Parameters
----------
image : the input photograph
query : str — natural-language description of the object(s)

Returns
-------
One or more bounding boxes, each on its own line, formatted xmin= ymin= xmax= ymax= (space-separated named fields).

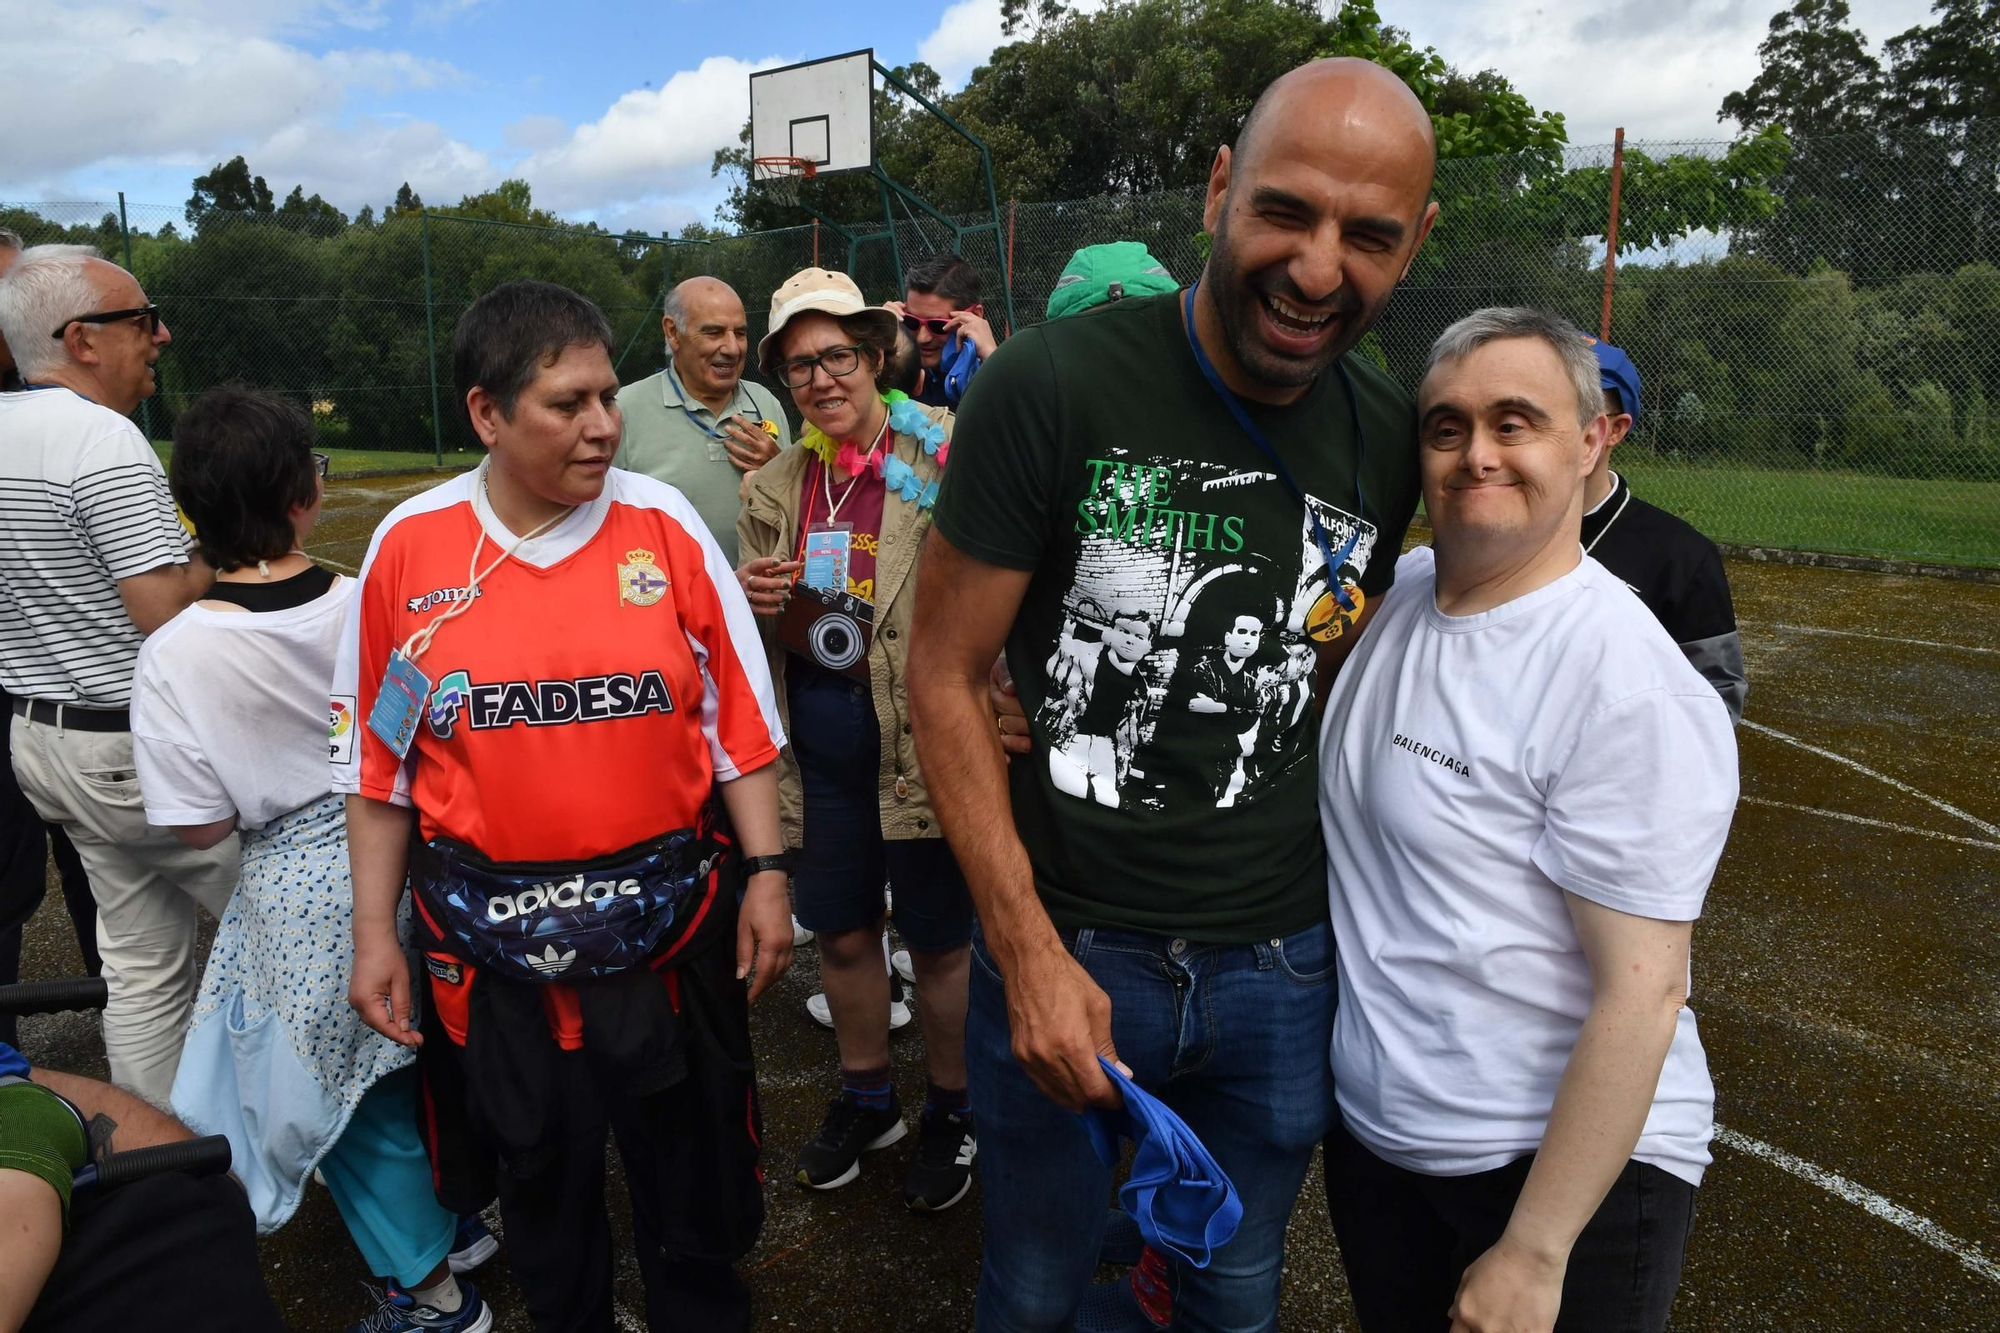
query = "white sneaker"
xmin=807 ymin=992 xmax=913 ymax=1030
xmin=891 ymin=949 xmax=915 ymax=985
xmin=792 ymin=916 xmax=815 ymax=948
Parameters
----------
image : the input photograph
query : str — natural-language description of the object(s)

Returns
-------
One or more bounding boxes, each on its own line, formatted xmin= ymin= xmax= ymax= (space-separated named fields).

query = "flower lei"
xmin=797 ymin=390 xmax=949 ymax=509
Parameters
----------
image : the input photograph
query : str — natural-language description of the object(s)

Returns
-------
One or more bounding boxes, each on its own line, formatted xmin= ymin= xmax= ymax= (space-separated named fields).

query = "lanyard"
xmin=666 ymin=364 xmax=741 ymax=440
xmin=796 ymin=417 xmax=889 ymax=563
xmin=1181 ymin=282 xmax=1366 ymax=611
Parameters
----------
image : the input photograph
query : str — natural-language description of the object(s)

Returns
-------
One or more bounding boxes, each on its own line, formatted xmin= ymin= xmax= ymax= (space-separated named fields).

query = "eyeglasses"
xmin=50 ymin=305 xmax=161 ymax=340
xmin=900 ymin=314 xmax=951 ymax=335
xmin=775 ymin=344 xmax=866 ymax=389
xmin=312 ymin=452 xmax=330 ymax=479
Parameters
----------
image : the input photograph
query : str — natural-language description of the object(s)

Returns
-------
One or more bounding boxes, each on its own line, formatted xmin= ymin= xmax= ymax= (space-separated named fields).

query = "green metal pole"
xmin=877 ymin=172 xmax=904 ymax=286
xmin=118 ymin=193 xmax=155 ymax=442
xmin=420 ymin=211 xmax=443 ymax=467
xmin=871 ymin=62 xmax=1017 ymax=333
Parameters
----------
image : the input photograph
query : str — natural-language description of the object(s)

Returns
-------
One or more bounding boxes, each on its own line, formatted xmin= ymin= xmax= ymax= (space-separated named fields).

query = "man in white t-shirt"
xmin=0 ymin=246 xmax=236 ymax=1102
xmin=1317 ymin=307 xmax=1738 ymax=1333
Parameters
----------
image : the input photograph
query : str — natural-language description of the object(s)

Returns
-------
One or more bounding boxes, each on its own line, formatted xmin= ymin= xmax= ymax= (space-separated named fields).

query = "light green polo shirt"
xmin=615 ymin=364 xmax=792 ymax=564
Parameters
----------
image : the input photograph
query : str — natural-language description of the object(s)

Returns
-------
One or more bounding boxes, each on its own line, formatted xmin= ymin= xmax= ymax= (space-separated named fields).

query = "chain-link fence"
xmin=7 ymin=120 xmax=1998 ymax=568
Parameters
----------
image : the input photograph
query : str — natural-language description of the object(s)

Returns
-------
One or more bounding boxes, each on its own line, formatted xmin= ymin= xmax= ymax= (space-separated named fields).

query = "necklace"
xmin=820 ymin=414 xmax=889 ymax=525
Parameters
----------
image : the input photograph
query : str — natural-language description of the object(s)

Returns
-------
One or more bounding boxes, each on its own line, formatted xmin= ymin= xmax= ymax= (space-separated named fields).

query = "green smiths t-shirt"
xmin=933 ymin=292 xmax=1420 ymax=942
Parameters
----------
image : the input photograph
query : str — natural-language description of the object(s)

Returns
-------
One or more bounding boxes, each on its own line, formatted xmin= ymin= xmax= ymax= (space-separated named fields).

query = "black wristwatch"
xmin=742 ymin=852 xmax=792 ymax=879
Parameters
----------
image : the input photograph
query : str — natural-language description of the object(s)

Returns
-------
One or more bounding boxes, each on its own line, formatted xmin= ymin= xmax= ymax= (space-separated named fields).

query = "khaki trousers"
xmin=10 ymin=714 xmax=238 ymax=1102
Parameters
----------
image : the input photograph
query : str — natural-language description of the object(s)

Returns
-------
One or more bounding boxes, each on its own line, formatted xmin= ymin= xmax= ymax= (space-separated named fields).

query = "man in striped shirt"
xmin=0 ymin=245 xmax=236 ymax=1101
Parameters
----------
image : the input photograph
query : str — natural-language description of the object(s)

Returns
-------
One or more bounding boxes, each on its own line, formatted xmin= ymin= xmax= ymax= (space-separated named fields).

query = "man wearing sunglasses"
xmin=0 ymin=246 xmax=236 ymax=1104
xmin=884 ymin=254 xmax=996 ymax=410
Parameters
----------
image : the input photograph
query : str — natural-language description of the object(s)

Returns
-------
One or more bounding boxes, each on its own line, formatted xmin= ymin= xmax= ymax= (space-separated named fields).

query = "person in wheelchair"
xmin=0 ymin=1036 xmax=284 ymax=1333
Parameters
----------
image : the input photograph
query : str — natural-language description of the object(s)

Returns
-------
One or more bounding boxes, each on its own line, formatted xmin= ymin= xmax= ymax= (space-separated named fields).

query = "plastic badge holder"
xmin=1078 ymin=1055 xmax=1243 ymax=1268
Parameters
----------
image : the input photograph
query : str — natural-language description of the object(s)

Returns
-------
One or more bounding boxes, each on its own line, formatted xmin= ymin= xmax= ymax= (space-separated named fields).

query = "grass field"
xmin=152 ymin=443 xmax=483 ymax=477
xmin=1617 ymin=459 xmax=2000 ymax=568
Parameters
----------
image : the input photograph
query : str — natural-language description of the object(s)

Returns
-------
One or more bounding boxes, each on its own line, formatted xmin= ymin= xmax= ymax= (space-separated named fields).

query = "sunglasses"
xmin=900 ymin=314 xmax=952 ymax=335
xmin=50 ymin=304 xmax=162 ymax=340
xmin=312 ymin=451 xmax=331 ymax=479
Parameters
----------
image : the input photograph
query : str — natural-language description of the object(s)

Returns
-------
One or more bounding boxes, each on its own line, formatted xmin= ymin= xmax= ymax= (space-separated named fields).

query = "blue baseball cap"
xmin=1585 ymin=337 xmax=1641 ymax=423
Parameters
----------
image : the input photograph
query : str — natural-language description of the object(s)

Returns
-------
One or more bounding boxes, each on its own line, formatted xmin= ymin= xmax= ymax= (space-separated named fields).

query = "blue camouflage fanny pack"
xmin=411 ymin=814 xmax=731 ymax=982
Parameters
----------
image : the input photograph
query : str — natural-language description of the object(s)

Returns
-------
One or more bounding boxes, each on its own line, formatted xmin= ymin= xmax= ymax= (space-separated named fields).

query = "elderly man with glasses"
xmin=0 ymin=245 xmax=237 ymax=1102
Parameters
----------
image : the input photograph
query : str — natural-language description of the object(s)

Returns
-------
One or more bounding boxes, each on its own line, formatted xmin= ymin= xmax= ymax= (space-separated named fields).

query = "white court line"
xmin=1740 ymin=721 xmax=2000 ymax=841
xmin=1740 ymin=621 xmax=1999 ymax=656
xmin=308 ymin=551 xmax=358 ymax=574
xmin=1714 ymin=1127 xmax=2000 ymax=1285
xmin=1740 ymin=796 xmax=2000 ymax=853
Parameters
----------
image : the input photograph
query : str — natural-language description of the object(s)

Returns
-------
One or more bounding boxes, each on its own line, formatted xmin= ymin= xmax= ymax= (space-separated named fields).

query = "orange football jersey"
xmin=332 ymin=465 xmax=782 ymax=862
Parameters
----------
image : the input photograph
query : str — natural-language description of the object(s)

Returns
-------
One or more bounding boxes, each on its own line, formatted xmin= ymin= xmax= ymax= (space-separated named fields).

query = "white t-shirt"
xmin=1319 ymin=546 xmax=1738 ymax=1187
xmin=131 ymin=579 xmax=354 ymax=832
xmin=0 ymin=386 xmax=194 ymax=706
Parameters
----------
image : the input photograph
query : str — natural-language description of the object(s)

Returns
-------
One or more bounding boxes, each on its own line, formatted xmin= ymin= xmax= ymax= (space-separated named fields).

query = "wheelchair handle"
xmin=0 ymin=977 xmax=108 ymax=1017
xmin=72 ymin=1135 xmax=233 ymax=1191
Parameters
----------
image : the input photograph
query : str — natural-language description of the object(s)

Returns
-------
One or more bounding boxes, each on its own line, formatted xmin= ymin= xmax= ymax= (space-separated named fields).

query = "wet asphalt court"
xmin=11 ymin=473 xmax=1997 ymax=1331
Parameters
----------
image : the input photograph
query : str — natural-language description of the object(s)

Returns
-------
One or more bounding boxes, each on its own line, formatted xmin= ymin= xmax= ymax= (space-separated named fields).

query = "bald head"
xmin=663 ymin=276 xmax=749 ymax=410
xmin=1235 ymin=58 xmax=1436 ymax=193
xmin=1196 ymin=57 xmax=1441 ymax=402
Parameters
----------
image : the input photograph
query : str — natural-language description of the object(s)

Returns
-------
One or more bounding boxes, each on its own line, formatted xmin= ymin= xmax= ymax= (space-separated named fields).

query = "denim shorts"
xmin=786 ymin=662 xmax=973 ymax=951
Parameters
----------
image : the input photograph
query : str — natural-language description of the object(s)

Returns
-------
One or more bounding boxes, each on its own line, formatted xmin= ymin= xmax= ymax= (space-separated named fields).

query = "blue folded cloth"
xmin=1078 ymin=1055 xmax=1242 ymax=1268
xmin=943 ymin=335 xmax=982 ymax=406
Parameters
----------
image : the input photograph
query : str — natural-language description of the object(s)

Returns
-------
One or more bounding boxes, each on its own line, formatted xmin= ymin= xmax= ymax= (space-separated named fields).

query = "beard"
xmin=1206 ymin=209 xmax=1379 ymax=391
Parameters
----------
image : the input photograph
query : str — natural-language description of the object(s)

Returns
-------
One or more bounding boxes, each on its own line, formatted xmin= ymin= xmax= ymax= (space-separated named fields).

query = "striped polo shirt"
xmin=0 ymin=386 xmax=191 ymax=707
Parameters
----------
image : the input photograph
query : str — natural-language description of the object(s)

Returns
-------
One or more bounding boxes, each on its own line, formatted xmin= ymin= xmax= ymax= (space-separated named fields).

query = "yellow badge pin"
xmin=618 ymin=548 xmax=669 ymax=607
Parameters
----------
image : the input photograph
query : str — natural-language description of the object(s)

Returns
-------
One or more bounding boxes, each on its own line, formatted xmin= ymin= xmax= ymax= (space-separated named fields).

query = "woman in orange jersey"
xmin=335 ymin=281 xmax=792 ymax=1333
xmin=736 ymin=269 xmax=976 ymax=1213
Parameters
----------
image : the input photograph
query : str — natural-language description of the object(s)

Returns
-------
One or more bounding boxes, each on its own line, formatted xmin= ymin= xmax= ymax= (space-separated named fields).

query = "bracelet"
xmin=742 ymin=853 xmax=792 ymax=878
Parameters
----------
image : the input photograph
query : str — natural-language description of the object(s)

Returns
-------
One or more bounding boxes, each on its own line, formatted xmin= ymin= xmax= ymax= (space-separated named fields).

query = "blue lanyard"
xmin=1181 ymin=282 xmax=1365 ymax=611
xmin=666 ymin=364 xmax=739 ymax=440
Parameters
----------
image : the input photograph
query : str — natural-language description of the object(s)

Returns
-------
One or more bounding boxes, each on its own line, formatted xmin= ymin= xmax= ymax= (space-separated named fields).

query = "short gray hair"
xmin=1425 ymin=307 xmax=1605 ymax=430
xmin=0 ymin=245 xmax=107 ymax=381
xmin=0 ymin=228 xmax=23 ymax=253
xmin=662 ymin=283 xmax=688 ymax=334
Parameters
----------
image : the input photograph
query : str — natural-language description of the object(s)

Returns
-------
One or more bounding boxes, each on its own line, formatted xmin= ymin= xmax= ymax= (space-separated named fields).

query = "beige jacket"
xmin=737 ymin=405 xmax=952 ymax=848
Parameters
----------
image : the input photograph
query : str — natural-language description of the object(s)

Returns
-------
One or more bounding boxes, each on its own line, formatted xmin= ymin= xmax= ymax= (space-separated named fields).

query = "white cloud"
xmin=1418 ymin=0 xmax=1942 ymax=146
xmin=253 ymin=116 xmax=494 ymax=211
xmin=503 ymin=115 xmax=571 ymax=152
xmin=918 ymin=0 xmax=1010 ymax=89
xmin=0 ymin=1 xmax=470 ymax=196
xmin=514 ymin=55 xmax=792 ymax=214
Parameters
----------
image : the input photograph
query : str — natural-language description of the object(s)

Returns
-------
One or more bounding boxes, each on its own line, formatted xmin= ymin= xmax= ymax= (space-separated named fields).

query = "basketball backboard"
xmin=750 ymin=49 xmax=875 ymax=180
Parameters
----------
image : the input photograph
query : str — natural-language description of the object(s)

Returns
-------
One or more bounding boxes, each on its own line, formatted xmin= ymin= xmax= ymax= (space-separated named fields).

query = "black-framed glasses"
xmin=775 ymin=344 xmax=866 ymax=389
xmin=311 ymin=451 xmax=330 ymax=479
xmin=900 ymin=313 xmax=951 ymax=335
xmin=50 ymin=305 xmax=161 ymax=340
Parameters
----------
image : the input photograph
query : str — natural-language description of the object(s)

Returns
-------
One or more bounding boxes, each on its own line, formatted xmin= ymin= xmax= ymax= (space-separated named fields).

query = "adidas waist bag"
xmin=411 ymin=823 xmax=729 ymax=982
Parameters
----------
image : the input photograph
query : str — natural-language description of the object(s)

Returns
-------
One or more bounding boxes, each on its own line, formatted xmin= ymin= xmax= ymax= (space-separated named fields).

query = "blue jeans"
xmin=967 ymin=919 xmax=1337 ymax=1332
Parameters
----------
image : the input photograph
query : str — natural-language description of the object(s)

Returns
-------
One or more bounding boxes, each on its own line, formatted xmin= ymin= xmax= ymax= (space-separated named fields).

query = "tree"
xmin=391 ymin=182 xmax=423 ymax=215
xmin=276 ymin=184 xmax=348 ymax=235
xmin=712 ymin=0 xmax=1565 ymax=232
xmin=1719 ymin=0 xmax=1883 ymax=136
xmin=186 ymin=156 xmax=275 ymax=226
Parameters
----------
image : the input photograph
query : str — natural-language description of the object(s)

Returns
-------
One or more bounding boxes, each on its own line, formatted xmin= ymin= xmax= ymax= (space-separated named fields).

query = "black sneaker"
xmin=797 ymin=1090 xmax=906 ymax=1189
xmin=903 ymin=1105 xmax=977 ymax=1212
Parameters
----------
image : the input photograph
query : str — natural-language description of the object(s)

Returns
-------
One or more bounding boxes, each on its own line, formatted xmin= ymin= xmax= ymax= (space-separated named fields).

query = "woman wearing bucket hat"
xmin=738 ymin=268 xmax=979 ymax=1212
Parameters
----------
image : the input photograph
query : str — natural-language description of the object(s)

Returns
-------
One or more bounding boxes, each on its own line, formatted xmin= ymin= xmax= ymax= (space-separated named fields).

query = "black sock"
xmin=925 ymin=1082 xmax=970 ymax=1117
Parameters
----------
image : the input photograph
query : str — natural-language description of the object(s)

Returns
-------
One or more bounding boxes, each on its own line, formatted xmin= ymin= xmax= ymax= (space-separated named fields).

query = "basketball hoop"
xmin=753 ymin=156 xmax=817 ymax=209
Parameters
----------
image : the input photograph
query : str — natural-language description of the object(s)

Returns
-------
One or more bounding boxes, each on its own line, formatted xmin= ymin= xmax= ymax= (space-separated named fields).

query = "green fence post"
xmin=420 ymin=211 xmax=443 ymax=467
xmin=118 ymin=193 xmax=154 ymax=443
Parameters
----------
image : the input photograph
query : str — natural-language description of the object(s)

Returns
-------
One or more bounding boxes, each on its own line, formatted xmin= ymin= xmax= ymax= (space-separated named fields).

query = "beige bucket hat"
xmin=757 ymin=267 xmax=897 ymax=372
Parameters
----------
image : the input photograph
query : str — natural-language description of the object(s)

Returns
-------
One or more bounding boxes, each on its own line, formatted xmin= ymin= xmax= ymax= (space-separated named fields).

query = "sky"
xmin=0 ymin=0 xmax=1947 ymax=235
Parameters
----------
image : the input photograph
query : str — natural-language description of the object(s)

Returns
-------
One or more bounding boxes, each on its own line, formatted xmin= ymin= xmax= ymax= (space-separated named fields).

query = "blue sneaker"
xmin=447 ymin=1215 xmax=498 ymax=1274
xmin=350 ymin=1279 xmax=493 ymax=1332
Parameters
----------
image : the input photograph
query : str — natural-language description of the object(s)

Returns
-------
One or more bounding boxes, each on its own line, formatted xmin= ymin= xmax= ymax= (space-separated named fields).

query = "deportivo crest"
xmin=618 ymin=548 xmax=668 ymax=607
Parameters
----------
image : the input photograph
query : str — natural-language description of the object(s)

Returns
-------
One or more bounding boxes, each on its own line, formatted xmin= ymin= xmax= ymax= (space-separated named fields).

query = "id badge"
xmin=801 ymin=522 xmax=852 ymax=593
xmin=367 ymin=651 xmax=431 ymax=760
